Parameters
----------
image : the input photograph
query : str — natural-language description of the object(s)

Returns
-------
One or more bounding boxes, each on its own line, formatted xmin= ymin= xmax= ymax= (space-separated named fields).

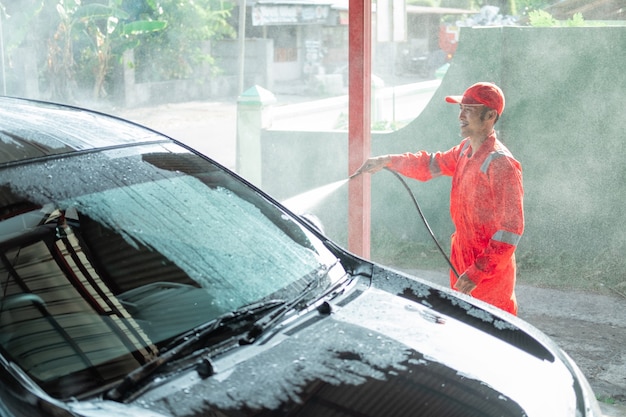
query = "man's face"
xmin=458 ymin=104 xmax=492 ymax=138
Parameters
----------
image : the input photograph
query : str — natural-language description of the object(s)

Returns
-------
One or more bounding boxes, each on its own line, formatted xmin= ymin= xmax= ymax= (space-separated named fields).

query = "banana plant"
xmin=50 ymin=0 xmax=166 ymax=100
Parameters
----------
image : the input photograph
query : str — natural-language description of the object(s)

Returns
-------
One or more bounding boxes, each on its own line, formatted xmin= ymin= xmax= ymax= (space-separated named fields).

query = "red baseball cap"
xmin=445 ymin=82 xmax=505 ymax=115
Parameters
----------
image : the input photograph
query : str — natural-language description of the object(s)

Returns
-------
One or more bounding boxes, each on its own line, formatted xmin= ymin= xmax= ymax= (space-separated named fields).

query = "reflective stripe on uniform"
xmin=459 ymin=140 xmax=471 ymax=158
xmin=480 ymin=150 xmax=508 ymax=174
xmin=429 ymin=154 xmax=441 ymax=177
xmin=492 ymin=229 xmax=522 ymax=246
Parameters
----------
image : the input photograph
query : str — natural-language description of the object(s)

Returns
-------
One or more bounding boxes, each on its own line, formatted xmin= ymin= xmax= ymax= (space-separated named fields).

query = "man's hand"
xmin=350 ymin=155 xmax=392 ymax=178
xmin=454 ymin=272 xmax=477 ymax=295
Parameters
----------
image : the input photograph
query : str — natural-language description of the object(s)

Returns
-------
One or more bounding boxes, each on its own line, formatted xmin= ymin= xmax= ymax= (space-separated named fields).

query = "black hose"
xmin=384 ymin=168 xmax=460 ymax=278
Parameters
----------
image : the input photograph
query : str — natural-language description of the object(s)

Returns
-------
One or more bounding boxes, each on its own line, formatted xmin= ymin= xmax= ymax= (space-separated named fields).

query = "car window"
xmin=0 ymin=144 xmax=341 ymax=399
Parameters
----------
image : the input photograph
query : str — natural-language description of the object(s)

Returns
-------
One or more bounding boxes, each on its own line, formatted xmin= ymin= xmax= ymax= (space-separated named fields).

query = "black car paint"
xmin=125 ymin=263 xmax=584 ymax=417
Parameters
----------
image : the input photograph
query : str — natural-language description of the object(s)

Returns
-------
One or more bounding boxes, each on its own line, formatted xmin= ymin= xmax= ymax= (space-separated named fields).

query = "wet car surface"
xmin=0 ymin=97 xmax=602 ymax=416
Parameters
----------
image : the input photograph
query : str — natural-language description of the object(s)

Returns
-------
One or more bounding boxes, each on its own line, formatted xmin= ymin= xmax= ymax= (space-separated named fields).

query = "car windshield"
xmin=0 ymin=143 xmax=342 ymax=400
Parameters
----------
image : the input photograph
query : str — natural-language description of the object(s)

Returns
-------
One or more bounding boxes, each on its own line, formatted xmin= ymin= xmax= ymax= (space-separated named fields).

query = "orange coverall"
xmin=387 ymin=133 xmax=524 ymax=315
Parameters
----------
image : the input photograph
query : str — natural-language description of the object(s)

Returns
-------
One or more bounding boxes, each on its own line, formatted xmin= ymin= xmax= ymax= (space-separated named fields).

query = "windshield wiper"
xmin=104 ymin=299 xmax=285 ymax=402
xmin=239 ymin=263 xmax=331 ymax=345
xmin=105 ymin=263 xmax=336 ymax=402
xmin=163 ymin=298 xmax=286 ymax=353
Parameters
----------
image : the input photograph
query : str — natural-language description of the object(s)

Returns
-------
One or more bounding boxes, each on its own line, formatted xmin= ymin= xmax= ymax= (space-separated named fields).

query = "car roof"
xmin=0 ymin=96 xmax=166 ymax=165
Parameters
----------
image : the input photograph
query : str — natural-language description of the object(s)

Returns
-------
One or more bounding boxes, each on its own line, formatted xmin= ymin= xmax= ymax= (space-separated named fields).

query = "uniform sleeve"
xmin=464 ymin=157 xmax=524 ymax=284
xmin=386 ymin=141 xmax=466 ymax=181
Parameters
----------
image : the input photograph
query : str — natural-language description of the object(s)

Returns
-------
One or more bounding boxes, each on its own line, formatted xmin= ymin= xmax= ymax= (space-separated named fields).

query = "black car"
xmin=0 ymin=97 xmax=601 ymax=417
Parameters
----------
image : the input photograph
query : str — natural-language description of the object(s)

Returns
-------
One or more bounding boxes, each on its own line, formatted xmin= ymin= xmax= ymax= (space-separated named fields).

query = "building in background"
xmin=233 ymin=0 xmax=476 ymax=93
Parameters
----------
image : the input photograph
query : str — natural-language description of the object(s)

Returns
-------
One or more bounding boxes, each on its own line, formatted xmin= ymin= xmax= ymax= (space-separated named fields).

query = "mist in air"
xmin=3 ymin=2 xmax=624 ymax=289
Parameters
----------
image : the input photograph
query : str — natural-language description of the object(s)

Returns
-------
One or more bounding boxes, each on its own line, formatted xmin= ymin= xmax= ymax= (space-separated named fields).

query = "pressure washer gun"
xmin=350 ymin=155 xmax=391 ymax=179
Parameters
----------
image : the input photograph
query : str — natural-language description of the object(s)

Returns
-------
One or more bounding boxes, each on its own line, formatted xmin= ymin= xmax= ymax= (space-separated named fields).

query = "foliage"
xmin=0 ymin=1 xmax=45 ymax=54
xmin=43 ymin=0 xmax=167 ymax=101
xmin=564 ymin=12 xmax=585 ymax=27
xmin=528 ymin=10 xmax=586 ymax=27
xmin=527 ymin=9 xmax=557 ymax=26
xmin=1 ymin=0 xmax=234 ymax=103
xmin=597 ymin=395 xmax=618 ymax=406
xmin=44 ymin=0 xmax=81 ymax=100
xmin=133 ymin=0 xmax=235 ymax=83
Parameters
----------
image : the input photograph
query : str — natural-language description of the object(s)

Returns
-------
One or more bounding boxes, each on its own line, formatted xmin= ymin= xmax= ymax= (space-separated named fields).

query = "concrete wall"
xmin=123 ymin=39 xmax=274 ymax=107
xmin=260 ymin=26 xmax=626 ymax=280
xmin=213 ymin=38 xmax=274 ymax=92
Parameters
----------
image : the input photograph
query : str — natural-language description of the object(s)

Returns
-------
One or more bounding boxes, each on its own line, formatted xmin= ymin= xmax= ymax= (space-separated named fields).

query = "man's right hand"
xmin=350 ymin=155 xmax=392 ymax=178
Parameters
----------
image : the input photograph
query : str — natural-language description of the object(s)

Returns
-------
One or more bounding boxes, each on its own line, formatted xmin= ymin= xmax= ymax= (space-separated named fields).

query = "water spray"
xmin=283 ymin=169 xmax=459 ymax=278
xmin=281 ymin=179 xmax=349 ymax=213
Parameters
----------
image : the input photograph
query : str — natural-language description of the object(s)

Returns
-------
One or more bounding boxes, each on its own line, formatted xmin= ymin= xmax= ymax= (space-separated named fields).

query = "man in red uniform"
xmin=353 ymin=82 xmax=524 ymax=315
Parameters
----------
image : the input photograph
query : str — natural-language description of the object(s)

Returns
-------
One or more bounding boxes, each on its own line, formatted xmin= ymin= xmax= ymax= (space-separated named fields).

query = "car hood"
xmin=111 ymin=270 xmax=591 ymax=417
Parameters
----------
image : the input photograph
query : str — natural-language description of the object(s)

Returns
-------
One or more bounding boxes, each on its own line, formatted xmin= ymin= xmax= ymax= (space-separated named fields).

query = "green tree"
xmin=528 ymin=10 xmax=586 ymax=27
xmin=82 ymin=1 xmax=167 ymax=99
xmin=46 ymin=0 xmax=81 ymax=100
xmin=132 ymin=0 xmax=234 ymax=83
xmin=2 ymin=0 xmax=234 ymax=103
xmin=45 ymin=0 xmax=167 ymax=101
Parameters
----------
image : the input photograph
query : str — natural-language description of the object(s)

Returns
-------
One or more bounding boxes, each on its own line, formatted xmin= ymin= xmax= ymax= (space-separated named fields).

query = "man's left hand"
xmin=454 ymin=273 xmax=477 ymax=295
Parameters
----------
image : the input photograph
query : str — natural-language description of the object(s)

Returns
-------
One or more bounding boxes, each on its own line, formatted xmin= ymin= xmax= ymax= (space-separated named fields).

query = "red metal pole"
xmin=347 ymin=0 xmax=371 ymax=258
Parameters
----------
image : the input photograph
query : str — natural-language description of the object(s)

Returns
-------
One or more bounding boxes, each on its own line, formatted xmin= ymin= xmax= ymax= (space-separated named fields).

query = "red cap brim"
xmin=445 ymin=95 xmax=463 ymax=104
